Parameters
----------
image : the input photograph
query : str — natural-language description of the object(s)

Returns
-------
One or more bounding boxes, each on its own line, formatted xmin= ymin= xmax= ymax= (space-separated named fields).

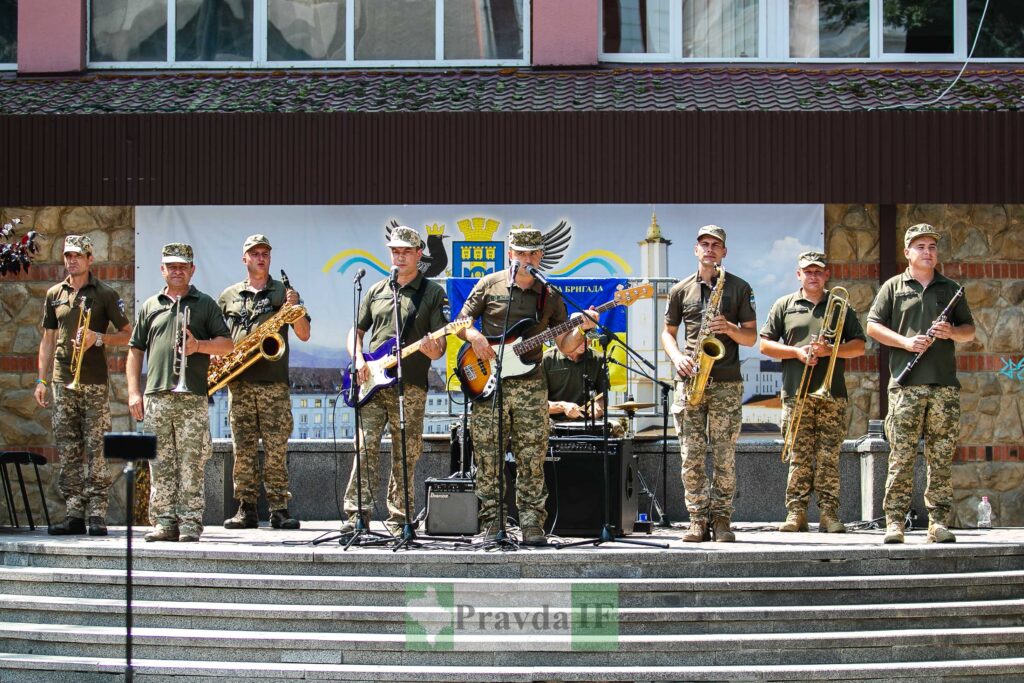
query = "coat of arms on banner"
xmin=452 ymin=217 xmax=504 ymax=277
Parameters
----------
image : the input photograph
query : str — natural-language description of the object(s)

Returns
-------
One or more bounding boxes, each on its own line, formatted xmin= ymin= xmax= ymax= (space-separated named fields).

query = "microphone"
xmin=353 ymin=268 xmax=366 ymax=284
xmin=524 ymin=263 xmax=549 ymax=284
xmin=509 ymin=261 xmax=520 ymax=281
xmin=389 ymin=266 xmax=399 ymax=289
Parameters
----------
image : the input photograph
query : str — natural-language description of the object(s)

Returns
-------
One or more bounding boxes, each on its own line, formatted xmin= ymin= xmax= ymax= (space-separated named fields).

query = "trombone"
xmin=65 ymin=297 xmax=91 ymax=391
xmin=780 ymin=286 xmax=849 ymax=463
xmin=172 ymin=296 xmax=192 ymax=393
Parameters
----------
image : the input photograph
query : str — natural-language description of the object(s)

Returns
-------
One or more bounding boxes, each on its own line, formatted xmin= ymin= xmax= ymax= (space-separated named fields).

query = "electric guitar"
xmin=455 ymin=284 xmax=653 ymax=402
xmin=342 ymin=318 xmax=473 ymax=407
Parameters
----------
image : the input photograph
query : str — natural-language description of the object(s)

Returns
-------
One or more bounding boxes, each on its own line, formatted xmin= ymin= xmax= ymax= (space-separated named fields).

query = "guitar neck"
xmin=513 ymin=300 xmax=619 ymax=354
xmin=397 ymin=324 xmax=449 ymax=361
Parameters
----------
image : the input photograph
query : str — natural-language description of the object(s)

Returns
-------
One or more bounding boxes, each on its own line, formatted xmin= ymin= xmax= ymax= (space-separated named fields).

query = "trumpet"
xmin=65 ymin=297 xmax=91 ymax=391
xmin=171 ymin=296 xmax=192 ymax=393
xmin=780 ymin=286 xmax=849 ymax=462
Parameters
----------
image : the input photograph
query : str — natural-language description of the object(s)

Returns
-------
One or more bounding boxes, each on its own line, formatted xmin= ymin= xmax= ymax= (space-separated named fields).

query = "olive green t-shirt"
xmin=664 ymin=270 xmax=757 ymax=382
xmin=542 ymin=345 xmax=609 ymax=414
xmin=357 ymin=272 xmax=448 ymax=389
xmin=868 ymin=269 xmax=973 ymax=389
xmin=41 ymin=274 xmax=131 ymax=385
xmin=458 ymin=271 xmax=568 ymax=373
xmin=130 ymin=285 xmax=231 ymax=396
xmin=759 ymin=288 xmax=867 ymax=399
xmin=219 ymin=278 xmax=311 ymax=384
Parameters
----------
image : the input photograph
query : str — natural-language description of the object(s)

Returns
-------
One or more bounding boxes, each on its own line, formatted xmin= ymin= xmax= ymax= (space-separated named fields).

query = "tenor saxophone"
xmin=683 ymin=265 xmax=727 ymax=407
xmin=207 ymin=303 xmax=306 ymax=395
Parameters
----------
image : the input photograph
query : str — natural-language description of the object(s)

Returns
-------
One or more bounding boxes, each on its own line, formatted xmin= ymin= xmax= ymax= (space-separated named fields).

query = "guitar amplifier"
xmin=544 ymin=436 xmax=636 ymax=537
xmin=424 ymin=477 xmax=479 ymax=536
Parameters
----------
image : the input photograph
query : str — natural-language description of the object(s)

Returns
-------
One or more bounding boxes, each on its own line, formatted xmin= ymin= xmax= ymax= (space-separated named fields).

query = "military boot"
xmin=87 ymin=516 xmax=108 ymax=537
xmin=270 ymin=509 xmax=300 ymax=530
xmin=682 ymin=518 xmax=710 ymax=543
xmin=927 ymin=523 xmax=956 ymax=543
xmin=48 ymin=516 xmax=86 ymax=536
xmin=818 ymin=509 xmax=846 ymax=533
xmin=711 ymin=516 xmax=736 ymax=543
xmin=779 ymin=510 xmax=808 ymax=532
xmin=223 ymin=501 xmax=258 ymax=529
xmin=883 ymin=521 xmax=904 ymax=544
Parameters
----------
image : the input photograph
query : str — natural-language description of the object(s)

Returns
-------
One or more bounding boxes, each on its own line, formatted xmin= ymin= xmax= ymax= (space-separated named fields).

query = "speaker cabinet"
xmin=544 ymin=436 xmax=636 ymax=537
xmin=424 ymin=477 xmax=479 ymax=536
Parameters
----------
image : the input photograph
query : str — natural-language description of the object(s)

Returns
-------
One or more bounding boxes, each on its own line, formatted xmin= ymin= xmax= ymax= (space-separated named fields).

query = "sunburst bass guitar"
xmin=455 ymin=284 xmax=653 ymax=402
xmin=342 ymin=318 xmax=473 ymax=407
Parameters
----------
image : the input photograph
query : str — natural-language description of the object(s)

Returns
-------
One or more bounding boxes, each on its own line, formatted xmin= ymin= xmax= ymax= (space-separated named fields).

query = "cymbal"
xmin=610 ymin=400 xmax=655 ymax=411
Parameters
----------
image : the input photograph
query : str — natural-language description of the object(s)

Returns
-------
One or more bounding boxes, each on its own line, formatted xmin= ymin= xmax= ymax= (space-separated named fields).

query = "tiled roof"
xmin=1 ymin=66 xmax=1022 ymax=115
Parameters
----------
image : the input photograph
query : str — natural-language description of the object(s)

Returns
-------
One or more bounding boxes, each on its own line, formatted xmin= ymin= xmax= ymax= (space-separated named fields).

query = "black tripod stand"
xmin=103 ymin=432 xmax=158 ymax=683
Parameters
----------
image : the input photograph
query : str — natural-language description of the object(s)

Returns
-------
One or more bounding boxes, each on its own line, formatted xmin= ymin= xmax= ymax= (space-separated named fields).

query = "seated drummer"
xmin=543 ymin=335 xmax=607 ymax=421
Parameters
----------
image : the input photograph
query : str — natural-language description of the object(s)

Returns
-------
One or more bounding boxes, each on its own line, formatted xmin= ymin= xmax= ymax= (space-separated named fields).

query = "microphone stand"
xmin=608 ymin=355 xmax=672 ymax=528
xmin=479 ymin=262 xmax=519 ymax=549
xmin=388 ymin=270 xmax=422 ymax=551
xmin=336 ymin=269 xmax=390 ymax=548
xmin=524 ymin=268 xmax=665 ymax=550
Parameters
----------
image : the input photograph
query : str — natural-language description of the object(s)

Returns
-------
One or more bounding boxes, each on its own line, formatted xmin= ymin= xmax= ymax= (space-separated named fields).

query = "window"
xmin=300 ymin=414 xmax=308 ymax=423
xmin=603 ymin=0 xmax=1021 ymax=62
xmin=90 ymin=0 xmax=528 ymax=67
xmin=314 ymin=414 xmax=322 ymax=424
xmin=314 ymin=399 xmax=322 ymax=407
xmin=299 ymin=399 xmax=308 ymax=408
xmin=0 ymin=0 xmax=15 ymax=68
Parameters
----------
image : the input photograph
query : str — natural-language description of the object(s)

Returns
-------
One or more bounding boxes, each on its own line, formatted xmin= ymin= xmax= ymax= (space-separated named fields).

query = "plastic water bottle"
xmin=977 ymin=496 xmax=992 ymax=529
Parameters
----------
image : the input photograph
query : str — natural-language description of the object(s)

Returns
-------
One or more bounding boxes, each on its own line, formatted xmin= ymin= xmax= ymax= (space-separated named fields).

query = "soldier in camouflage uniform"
xmin=342 ymin=227 xmax=448 ymax=536
xmin=759 ymin=251 xmax=865 ymax=533
xmin=662 ymin=225 xmax=758 ymax=543
xmin=35 ymin=235 xmax=133 ymax=537
xmin=127 ymin=243 xmax=234 ymax=542
xmin=457 ymin=228 xmax=597 ymax=545
xmin=219 ymin=235 xmax=311 ymax=531
xmin=867 ymin=224 xmax=975 ymax=544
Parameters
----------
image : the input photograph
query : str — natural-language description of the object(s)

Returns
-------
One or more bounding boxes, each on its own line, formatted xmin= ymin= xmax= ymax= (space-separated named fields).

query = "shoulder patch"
xmin=117 ymin=298 xmax=126 ymax=316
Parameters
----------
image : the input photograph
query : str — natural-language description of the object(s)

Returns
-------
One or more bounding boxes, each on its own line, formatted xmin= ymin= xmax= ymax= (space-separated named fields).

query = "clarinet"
xmin=894 ymin=286 xmax=965 ymax=386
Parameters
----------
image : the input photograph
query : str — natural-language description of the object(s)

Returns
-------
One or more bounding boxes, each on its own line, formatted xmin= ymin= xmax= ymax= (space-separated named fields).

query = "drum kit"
xmin=550 ymin=399 xmax=656 ymax=438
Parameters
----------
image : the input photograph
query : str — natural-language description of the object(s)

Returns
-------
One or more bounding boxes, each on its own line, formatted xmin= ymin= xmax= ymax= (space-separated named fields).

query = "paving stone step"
xmin=2 ymin=653 xmax=1024 ymax=682
xmin=2 ymin=623 xmax=1023 ymax=668
xmin=2 ymin=594 xmax=1024 ymax=636
xmin=1 ymin=653 xmax=1024 ymax=682
xmin=2 ymin=566 xmax=1022 ymax=607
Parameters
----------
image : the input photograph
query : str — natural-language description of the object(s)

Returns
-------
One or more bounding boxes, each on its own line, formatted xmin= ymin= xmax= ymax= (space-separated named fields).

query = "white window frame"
xmin=89 ymin=0 xmax=530 ymax=69
xmin=601 ymin=0 xmax=1021 ymax=64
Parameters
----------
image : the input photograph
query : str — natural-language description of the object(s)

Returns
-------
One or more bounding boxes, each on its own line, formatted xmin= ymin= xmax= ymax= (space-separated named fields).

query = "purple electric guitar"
xmin=342 ymin=318 xmax=472 ymax=407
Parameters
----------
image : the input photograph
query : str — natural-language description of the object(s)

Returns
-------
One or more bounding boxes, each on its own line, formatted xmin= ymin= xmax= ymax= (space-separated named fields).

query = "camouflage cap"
xmin=904 ymin=223 xmax=941 ymax=247
xmin=242 ymin=234 xmax=272 ymax=254
xmin=161 ymin=242 xmax=194 ymax=264
xmin=797 ymin=250 xmax=827 ymax=268
xmin=696 ymin=224 xmax=727 ymax=245
xmin=508 ymin=227 xmax=544 ymax=251
xmin=62 ymin=235 xmax=93 ymax=256
xmin=386 ymin=225 xmax=423 ymax=249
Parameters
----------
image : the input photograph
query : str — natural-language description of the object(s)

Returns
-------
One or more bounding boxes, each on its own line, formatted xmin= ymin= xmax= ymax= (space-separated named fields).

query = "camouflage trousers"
xmin=883 ymin=385 xmax=960 ymax=526
xmin=472 ymin=375 xmax=549 ymax=529
xmin=145 ymin=392 xmax=212 ymax=536
xmin=344 ymin=384 xmax=426 ymax=525
xmin=780 ymin=396 xmax=847 ymax=514
xmin=52 ymin=383 xmax=112 ymax=518
xmin=672 ymin=380 xmax=742 ymax=520
xmin=228 ymin=381 xmax=294 ymax=510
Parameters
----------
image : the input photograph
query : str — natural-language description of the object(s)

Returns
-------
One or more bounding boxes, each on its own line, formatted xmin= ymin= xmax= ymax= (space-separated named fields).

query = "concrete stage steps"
xmin=1 ymin=522 xmax=1023 ymax=681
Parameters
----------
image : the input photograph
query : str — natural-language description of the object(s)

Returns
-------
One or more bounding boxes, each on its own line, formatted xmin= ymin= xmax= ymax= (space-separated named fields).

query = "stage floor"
xmin=2 ymin=520 xmax=1021 ymax=554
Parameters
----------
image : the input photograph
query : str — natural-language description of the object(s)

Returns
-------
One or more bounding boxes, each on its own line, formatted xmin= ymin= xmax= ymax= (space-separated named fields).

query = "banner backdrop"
xmin=136 ymin=205 xmax=824 ymax=391
xmin=446 ymin=277 xmax=630 ymax=390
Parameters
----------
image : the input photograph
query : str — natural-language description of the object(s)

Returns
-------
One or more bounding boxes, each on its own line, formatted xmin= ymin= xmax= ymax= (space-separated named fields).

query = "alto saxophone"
xmin=683 ymin=265 xmax=727 ymax=407
xmin=207 ymin=303 xmax=306 ymax=395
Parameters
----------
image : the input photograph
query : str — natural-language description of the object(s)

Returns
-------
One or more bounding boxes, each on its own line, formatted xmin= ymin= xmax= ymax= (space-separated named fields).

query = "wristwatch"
xmin=94 ymin=333 xmax=104 ymax=347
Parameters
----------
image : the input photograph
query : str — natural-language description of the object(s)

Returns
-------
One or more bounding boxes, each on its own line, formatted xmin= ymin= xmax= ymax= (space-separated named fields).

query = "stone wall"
xmin=827 ymin=204 xmax=1024 ymax=526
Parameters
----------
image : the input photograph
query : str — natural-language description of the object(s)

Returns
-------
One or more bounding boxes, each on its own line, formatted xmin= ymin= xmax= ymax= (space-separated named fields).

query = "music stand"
xmin=103 ymin=431 xmax=158 ymax=683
